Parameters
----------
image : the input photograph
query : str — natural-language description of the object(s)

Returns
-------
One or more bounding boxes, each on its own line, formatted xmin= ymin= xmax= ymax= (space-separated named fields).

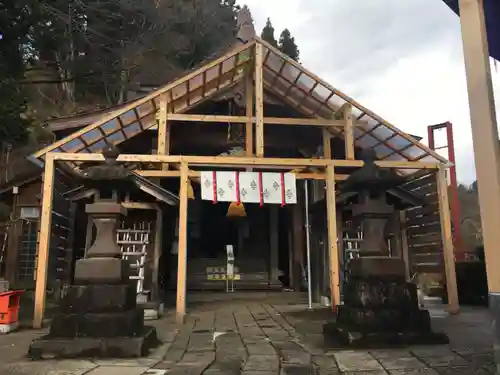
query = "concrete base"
xmin=489 ymin=293 xmax=500 ymax=374
xmin=28 ymin=326 xmax=159 ymax=359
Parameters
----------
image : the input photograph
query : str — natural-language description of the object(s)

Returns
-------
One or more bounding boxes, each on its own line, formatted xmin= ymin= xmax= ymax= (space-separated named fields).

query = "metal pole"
xmin=304 ymin=180 xmax=313 ymax=310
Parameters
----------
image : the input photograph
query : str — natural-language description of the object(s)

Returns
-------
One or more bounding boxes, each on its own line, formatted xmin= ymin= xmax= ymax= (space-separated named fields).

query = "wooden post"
xmin=245 ymin=72 xmax=254 ymax=157
xmin=343 ymin=103 xmax=355 ymax=159
xmin=325 ymin=164 xmax=340 ymax=309
xmin=254 ymin=43 xmax=264 ymax=157
xmin=399 ymin=211 xmax=411 ymax=281
xmin=33 ymin=154 xmax=55 ymax=328
xmin=459 ymin=0 xmax=500 ymax=295
xmin=151 ymin=206 xmax=163 ymax=301
xmin=436 ymin=166 xmax=460 ymax=314
xmin=176 ymin=162 xmax=189 ymax=324
xmin=157 ymin=94 xmax=170 ymax=170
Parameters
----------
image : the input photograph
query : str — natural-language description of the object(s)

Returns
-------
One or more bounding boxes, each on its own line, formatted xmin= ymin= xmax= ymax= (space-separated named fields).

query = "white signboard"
xmin=200 ymin=171 xmax=297 ymax=204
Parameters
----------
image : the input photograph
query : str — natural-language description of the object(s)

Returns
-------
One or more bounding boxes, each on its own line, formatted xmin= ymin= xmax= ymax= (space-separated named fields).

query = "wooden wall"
xmin=400 ymin=171 xmax=444 ymax=290
xmin=50 ymin=174 xmax=76 ymax=285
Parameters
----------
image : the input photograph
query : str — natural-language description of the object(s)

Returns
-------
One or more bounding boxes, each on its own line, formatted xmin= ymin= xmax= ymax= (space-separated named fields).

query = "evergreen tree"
xmin=0 ymin=1 xmax=33 ymax=147
xmin=261 ymin=18 xmax=278 ymax=47
xmin=278 ymin=28 xmax=300 ymax=62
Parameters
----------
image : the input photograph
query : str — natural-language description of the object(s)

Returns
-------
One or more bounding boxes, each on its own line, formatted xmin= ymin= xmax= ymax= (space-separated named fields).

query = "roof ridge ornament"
xmin=236 ymin=5 xmax=256 ymax=44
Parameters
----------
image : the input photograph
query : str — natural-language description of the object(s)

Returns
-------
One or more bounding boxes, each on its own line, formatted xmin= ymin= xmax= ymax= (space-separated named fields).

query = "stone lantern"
xmin=29 ymin=146 xmax=159 ymax=359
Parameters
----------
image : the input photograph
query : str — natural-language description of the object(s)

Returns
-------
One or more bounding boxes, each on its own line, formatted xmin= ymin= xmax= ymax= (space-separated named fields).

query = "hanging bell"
xmin=227 ymin=202 xmax=247 ymax=217
xmin=187 ymin=180 xmax=195 ymax=200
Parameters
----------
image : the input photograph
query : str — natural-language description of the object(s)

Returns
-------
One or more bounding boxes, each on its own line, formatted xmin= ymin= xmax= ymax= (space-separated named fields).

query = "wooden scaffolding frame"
xmin=32 ymin=37 xmax=458 ymax=328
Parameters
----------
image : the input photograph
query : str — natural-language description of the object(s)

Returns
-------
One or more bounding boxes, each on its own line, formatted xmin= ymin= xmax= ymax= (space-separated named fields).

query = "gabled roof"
xmin=31 ymin=37 xmax=447 ymax=170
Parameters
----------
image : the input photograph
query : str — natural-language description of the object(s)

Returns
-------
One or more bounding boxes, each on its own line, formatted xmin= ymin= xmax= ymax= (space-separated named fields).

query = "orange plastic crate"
xmin=0 ymin=290 xmax=23 ymax=325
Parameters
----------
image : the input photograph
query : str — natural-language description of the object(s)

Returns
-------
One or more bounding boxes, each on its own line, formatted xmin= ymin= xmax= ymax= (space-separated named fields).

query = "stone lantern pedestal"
xmin=324 ymin=257 xmax=449 ymax=347
xmin=29 ymin=199 xmax=158 ymax=359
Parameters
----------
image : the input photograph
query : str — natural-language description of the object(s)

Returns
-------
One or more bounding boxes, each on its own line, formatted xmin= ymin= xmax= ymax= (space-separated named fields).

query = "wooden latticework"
xmin=401 ymin=172 xmax=443 ymax=278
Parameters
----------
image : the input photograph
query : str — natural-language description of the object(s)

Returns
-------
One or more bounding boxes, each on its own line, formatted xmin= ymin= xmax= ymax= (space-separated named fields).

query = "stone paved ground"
xmin=0 ymin=292 xmax=495 ymax=374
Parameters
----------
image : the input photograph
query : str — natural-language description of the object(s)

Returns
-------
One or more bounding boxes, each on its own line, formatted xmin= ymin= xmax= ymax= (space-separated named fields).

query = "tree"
xmin=0 ymin=1 xmax=34 ymax=147
xmin=456 ymin=182 xmax=482 ymax=249
xmin=278 ymin=28 xmax=299 ymax=62
xmin=261 ymin=18 xmax=278 ymax=47
xmin=25 ymin=0 xmax=240 ymax=108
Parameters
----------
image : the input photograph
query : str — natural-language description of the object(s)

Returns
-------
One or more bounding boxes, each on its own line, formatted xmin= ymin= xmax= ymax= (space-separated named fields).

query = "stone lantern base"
xmin=323 ymin=257 xmax=449 ymax=348
xmin=29 ymin=201 xmax=159 ymax=359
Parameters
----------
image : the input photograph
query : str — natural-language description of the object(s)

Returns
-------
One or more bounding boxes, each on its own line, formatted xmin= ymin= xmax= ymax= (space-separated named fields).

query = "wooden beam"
xmin=245 ymin=72 xmax=254 ymax=157
xmin=255 ymin=43 xmax=265 ymax=157
xmin=51 ymin=153 xmax=329 ymax=167
xmin=331 ymin=159 xmax=440 ymax=170
xmin=459 ymin=0 xmax=500 ymax=294
xmin=157 ymin=94 xmax=170 ymax=170
xmin=436 ymin=165 xmax=460 ymax=314
xmin=343 ymin=103 xmax=355 ymax=159
xmin=326 ymin=164 xmax=341 ymax=310
xmin=176 ymin=162 xmax=189 ymax=324
xmin=51 ymin=152 xmax=440 ymax=170
xmin=322 ymin=129 xmax=332 ymax=160
xmin=165 ymin=113 xmax=345 ymax=127
xmin=33 ymin=154 xmax=55 ymax=328
xmin=136 ymin=169 xmax=348 ymax=181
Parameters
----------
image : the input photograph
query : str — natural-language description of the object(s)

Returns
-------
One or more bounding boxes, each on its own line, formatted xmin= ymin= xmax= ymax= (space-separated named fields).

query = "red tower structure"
xmin=427 ymin=122 xmax=466 ymax=261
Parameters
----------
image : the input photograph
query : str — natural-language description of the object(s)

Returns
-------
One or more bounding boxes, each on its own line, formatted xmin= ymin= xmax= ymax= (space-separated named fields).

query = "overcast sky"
xmin=236 ymin=0 xmax=500 ymax=184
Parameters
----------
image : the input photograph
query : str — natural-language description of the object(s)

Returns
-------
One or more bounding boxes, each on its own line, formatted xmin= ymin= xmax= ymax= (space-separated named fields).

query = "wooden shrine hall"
xmin=22 ymin=8 xmax=459 ymax=328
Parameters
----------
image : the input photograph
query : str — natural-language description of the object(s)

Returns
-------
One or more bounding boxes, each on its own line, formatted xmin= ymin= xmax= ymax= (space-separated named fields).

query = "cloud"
xmin=238 ymin=0 xmax=500 ymax=184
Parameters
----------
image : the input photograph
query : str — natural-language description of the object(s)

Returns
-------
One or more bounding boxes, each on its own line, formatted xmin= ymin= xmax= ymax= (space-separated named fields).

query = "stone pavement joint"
xmin=0 ymin=298 xmax=496 ymax=374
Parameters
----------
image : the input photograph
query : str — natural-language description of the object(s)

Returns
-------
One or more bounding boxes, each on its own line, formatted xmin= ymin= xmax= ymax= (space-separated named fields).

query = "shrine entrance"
xmin=167 ymin=170 xmax=299 ymax=293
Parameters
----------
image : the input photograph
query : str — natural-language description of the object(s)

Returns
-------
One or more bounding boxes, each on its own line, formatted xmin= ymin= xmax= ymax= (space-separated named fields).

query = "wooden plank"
xmin=406 ymin=204 xmax=440 ymax=218
xmin=412 ymin=263 xmax=444 ymax=273
xmin=407 ymin=232 xmax=442 ymax=246
xmin=410 ymin=183 xmax=438 ymax=197
xmin=407 ymin=223 xmax=442 ymax=236
xmin=411 ymin=253 xmax=443 ymax=264
xmin=255 ymin=43 xmax=264 ymax=157
xmin=401 ymin=174 xmax=437 ymax=191
xmin=157 ymin=94 xmax=170 ymax=170
xmin=408 ymin=244 xmax=442 ymax=255
xmin=344 ymin=103 xmax=355 ymax=159
xmin=165 ymin=113 xmax=344 ymax=127
xmin=33 ymin=154 xmax=55 ymax=328
xmin=406 ymin=215 xmax=441 ymax=227
xmin=245 ymin=72 xmax=253 ymax=157
xmin=437 ymin=165 xmax=459 ymax=313
xmin=176 ymin=162 xmax=189 ymax=324
xmin=326 ymin=164 xmax=340 ymax=309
